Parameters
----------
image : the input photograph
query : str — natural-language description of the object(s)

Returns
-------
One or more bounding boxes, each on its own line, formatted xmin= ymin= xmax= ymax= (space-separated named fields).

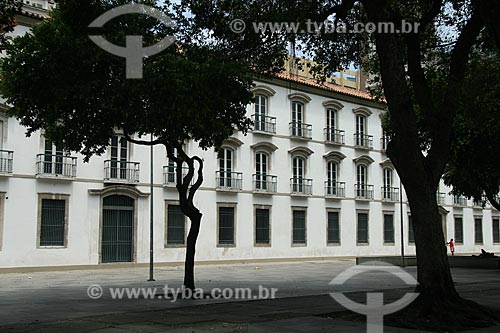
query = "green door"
xmin=101 ymin=195 xmax=134 ymax=263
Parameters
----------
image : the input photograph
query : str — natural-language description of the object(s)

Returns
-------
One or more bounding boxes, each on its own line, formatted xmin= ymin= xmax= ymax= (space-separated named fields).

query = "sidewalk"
xmin=0 ymin=260 xmax=499 ymax=332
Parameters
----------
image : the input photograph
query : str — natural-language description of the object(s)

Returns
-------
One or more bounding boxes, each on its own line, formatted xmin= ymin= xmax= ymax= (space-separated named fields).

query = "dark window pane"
xmin=455 ymin=217 xmax=463 ymax=244
xmin=493 ymin=219 xmax=500 ymax=243
xmin=327 ymin=211 xmax=340 ymax=244
xmin=255 ymin=209 xmax=270 ymax=245
xmin=292 ymin=210 xmax=306 ymax=244
xmin=40 ymin=199 xmax=65 ymax=246
xmin=384 ymin=214 xmax=394 ymax=244
xmin=408 ymin=216 xmax=414 ymax=244
xmin=475 ymin=218 xmax=483 ymax=244
xmin=167 ymin=205 xmax=185 ymax=245
xmin=357 ymin=213 xmax=368 ymax=244
xmin=219 ymin=207 xmax=235 ymax=245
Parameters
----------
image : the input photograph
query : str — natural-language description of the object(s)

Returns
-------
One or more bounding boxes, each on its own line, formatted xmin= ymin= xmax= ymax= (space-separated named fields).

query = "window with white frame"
xmin=291 ymin=101 xmax=304 ymax=136
xmin=218 ymin=147 xmax=233 ymax=187
xmin=254 ymin=95 xmax=268 ymax=131
xmin=110 ymin=135 xmax=129 ymax=179
xmin=326 ymin=160 xmax=338 ymax=195
xmin=355 ymin=114 xmax=366 ymax=145
xmin=383 ymin=168 xmax=393 ymax=199
xmin=255 ymin=207 xmax=270 ymax=245
xmin=292 ymin=156 xmax=306 ymax=192
xmin=255 ymin=152 xmax=269 ymax=190
xmin=454 ymin=216 xmax=463 ymax=244
xmin=383 ymin=213 xmax=395 ymax=244
xmin=356 ymin=164 xmax=367 ymax=197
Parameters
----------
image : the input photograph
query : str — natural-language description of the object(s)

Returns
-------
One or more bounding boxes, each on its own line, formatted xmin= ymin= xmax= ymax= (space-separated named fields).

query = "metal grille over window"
xmin=292 ymin=210 xmax=306 ymax=244
xmin=475 ymin=218 xmax=483 ymax=244
xmin=167 ymin=205 xmax=185 ymax=245
xmin=101 ymin=195 xmax=134 ymax=263
xmin=384 ymin=214 xmax=395 ymax=243
xmin=327 ymin=211 xmax=340 ymax=244
xmin=255 ymin=208 xmax=270 ymax=245
xmin=357 ymin=213 xmax=368 ymax=244
xmin=218 ymin=207 xmax=235 ymax=245
xmin=455 ymin=217 xmax=464 ymax=244
xmin=40 ymin=199 xmax=65 ymax=246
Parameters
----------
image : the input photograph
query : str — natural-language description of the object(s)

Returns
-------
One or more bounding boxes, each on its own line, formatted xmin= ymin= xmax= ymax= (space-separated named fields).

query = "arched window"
xmin=218 ymin=147 xmax=233 ymax=187
xmin=326 ymin=161 xmax=338 ymax=195
xmin=383 ymin=167 xmax=394 ymax=200
xmin=254 ymin=95 xmax=268 ymax=131
xmin=356 ymin=164 xmax=367 ymax=197
xmin=255 ymin=152 xmax=269 ymax=190
xmin=292 ymin=156 xmax=306 ymax=193
xmin=291 ymin=101 xmax=304 ymax=136
xmin=355 ymin=114 xmax=366 ymax=145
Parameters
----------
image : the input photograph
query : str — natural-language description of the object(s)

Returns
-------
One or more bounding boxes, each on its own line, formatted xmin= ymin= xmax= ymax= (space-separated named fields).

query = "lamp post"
xmin=148 ymin=135 xmax=155 ymax=281
xmin=400 ymin=178 xmax=405 ymax=268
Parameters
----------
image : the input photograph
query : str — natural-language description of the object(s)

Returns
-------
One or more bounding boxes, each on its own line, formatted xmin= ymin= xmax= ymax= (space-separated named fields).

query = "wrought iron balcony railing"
xmin=104 ymin=160 xmax=140 ymax=183
xmin=325 ymin=181 xmax=346 ymax=198
xmin=0 ymin=150 xmax=13 ymax=174
xmin=163 ymin=166 xmax=193 ymax=186
xmin=354 ymin=133 xmax=374 ymax=149
xmin=324 ymin=128 xmax=345 ymax=145
xmin=289 ymin=122 xmax=312 ymax=139
xmin=216 ymin=171 xmax=242 ymax=191
xmin=290 ymin=177 xmax=312 ymax=195
xmin=252 ymin=174 xmax=277 ymax=193
xmin=381 ymin=186 xmax=399 ymax=201
xmin=36 ymin=154 xmax=76 ymax=178
xmin=437 ymin=192 xmax=446 ymax=205
xmin=453 ymin=195 xmax=468 ymax=207
xmin=252 ymin=114 xmax=277 ymax=134
xmin=355 ymin=183 xmax=374 ymax=200
xmin=381 ymin=136 xmax=390 ymax=151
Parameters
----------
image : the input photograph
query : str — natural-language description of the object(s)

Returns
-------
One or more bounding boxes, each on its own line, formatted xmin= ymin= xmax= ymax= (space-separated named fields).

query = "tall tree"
xmin=183 ymin=0 xmax=500 ymax=329
xmin=0 ymin=0 xmax=283 ymax=289
xmin=0 ymin=0 xmax=21 ymax=52
xmin=444 ymin=34 xmax=500 ymax=210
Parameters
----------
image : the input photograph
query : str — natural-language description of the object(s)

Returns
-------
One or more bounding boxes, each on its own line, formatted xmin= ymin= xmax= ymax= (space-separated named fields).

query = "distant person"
xmin=447 ymin=239 xmax=455 ymax=256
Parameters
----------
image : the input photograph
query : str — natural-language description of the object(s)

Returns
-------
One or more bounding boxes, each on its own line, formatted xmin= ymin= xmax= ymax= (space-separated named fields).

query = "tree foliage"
xmin=0 ymin=0 xmax=21 ymax=52
xmin=444 ymin=34 xmax=500 ymax=209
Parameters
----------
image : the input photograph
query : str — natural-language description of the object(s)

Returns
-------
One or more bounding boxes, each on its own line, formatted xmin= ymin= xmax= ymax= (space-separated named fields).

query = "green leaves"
xmin=1 ymin=0 xmax=254 ymax=160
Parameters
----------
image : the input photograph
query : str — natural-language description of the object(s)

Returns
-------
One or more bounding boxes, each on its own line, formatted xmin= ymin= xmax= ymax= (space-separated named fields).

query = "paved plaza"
xmin=0 ymin=259 xmax=499 ymax=332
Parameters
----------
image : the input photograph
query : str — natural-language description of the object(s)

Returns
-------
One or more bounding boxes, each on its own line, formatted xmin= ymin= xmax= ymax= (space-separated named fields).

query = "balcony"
xmin=473 ymin=198 xmax=487 ymax=208
xmin=216 ymin=171 xmax=242 ymax=191
xmin=381 ymin=136 xmax=390 ymax=152
xmin=355 ymin=183 xmax=374 ymax=200
xmin=252 ymin=114 xmax=276 ymax=134
xmin=36 ymin=154 xmax=76 ymax=179
xmin=325 ymin=181 xmax=346 ymax=198
xmin=290 ymin=177 xmax=312 ymax=196
xmin=104 ymin=160 xmax=140 ymax=184
xmin=324 ymin=128 xmax=345 ymax=145
xmin=0 ymin=150 xmax=13 ymax=175
xmin=437 ymin=192 xmax=446 ymax=205
xmin=381 ymin=186 xmax=399 ymax=202
xmin=163 ymin=166 xmax=191 ymax=187
xmin=354 ymin=133 xmax=373 ymax=149
xmin=453 ymin=195 xmax=467 ymax=207
xmin=289 ymin=122 xmax=312 ymax=140
xmin=252 ymin=174 xmax=277 ymax=194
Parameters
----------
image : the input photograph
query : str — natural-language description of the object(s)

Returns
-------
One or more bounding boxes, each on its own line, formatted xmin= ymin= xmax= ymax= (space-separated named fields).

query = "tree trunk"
xmin=183 ymin=210 xmax=202 ymax=290
xmin=407 ymin=185 xmax=458 ymax=301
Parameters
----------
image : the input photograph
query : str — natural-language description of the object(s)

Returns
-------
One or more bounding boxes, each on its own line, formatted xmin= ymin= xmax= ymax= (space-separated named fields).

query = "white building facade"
xmin=0 ymin=2 xmax=499 ymax=270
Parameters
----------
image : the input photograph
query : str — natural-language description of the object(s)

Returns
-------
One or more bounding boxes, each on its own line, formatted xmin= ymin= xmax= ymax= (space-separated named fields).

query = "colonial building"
xmin=0 ymin=1 xmax=499 ymax=269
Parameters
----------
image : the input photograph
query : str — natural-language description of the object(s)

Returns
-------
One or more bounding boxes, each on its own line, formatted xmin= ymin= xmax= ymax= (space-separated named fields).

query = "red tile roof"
xmin=274 ymin=72 xmax=378 ymax=102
